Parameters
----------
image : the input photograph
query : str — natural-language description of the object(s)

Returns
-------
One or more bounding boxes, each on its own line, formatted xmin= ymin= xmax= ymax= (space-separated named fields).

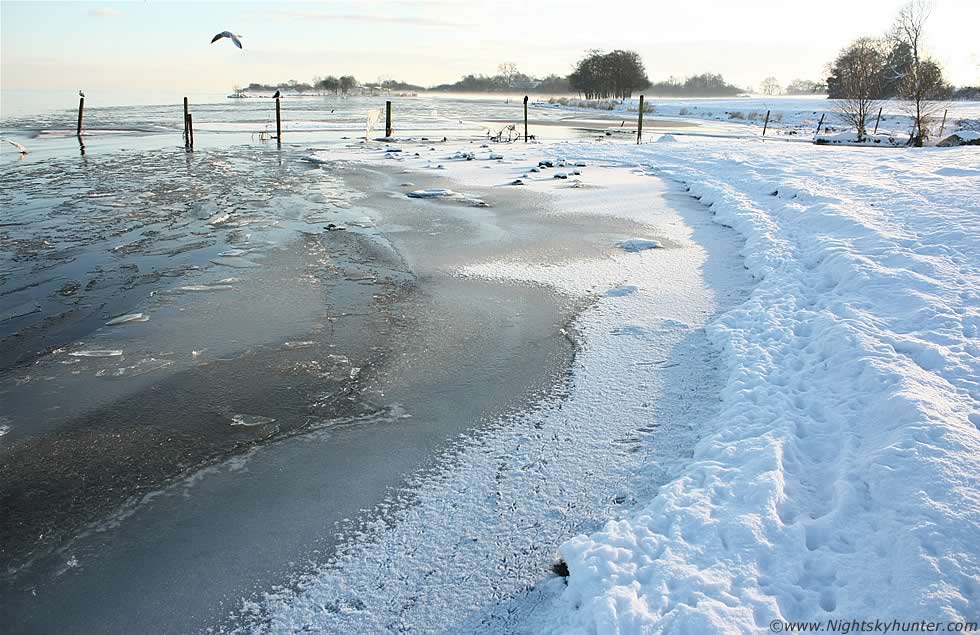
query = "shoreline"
xmin=224 ymin=138 xmax=751 ymax=632
xmin=0 ymin=144 xmax=588 ymax=633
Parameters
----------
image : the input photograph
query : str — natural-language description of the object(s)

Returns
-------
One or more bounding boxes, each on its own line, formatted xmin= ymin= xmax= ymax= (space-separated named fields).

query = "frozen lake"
xmin=0 ymin=94 xmax=668 ymax=632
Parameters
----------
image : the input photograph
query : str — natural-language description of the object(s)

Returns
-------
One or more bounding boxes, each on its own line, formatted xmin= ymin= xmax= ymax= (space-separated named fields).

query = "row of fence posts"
xmin=72 ymin=95 xmax=950 ymax=149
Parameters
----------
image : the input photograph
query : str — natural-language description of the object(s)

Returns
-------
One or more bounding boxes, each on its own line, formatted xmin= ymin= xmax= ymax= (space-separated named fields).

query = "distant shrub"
xmin=679 ymin=107 xmax=690 ymax=115
xmin=548 ymin=97 xmax=618 ymax=110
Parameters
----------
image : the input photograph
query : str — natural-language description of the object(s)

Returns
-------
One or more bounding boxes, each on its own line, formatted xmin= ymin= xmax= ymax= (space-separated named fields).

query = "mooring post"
xmin=523 ymin=95 xmax=529 ymax=142
xmin=873 ymin=107 xmax=883 ymax=135
xmin=762 ymin=109 xmax=771 ymax=136
xmin=76 ymin=97 xmax=85 ymax=137
xmin=187 ymin=113 xmax=194 ymax=149
xmin=275 ymin=96 xmax=282 ymax=145
xmin=815 ymin=113 xmax=826 ymax=138
xmin=183 ymin=97 xmax=190 ymax=148
xmin=385 ymin=100 xmax=392 ymax=138
xmin=636 ymin=95 xmax=645 ymax=144
xmin=938 ymin=109 xmax=948 ymax=138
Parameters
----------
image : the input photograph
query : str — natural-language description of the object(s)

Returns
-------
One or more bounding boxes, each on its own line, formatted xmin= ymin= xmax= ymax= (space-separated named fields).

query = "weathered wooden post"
xmin=76 ymin=96 xmax=85 ymax=136
xmin=873 ymin=107 xmax=883 ymax=135
xmin=275 ymin=96 xmax=282 ymax=144
xmin=385 ymin=100 xmax=392 ymax=138
xmin=762 ymin=109 xmax=771 ymax=136
xmin=523 ymin=95 xmax=529 ymax=142
xmin=183 ymin=97 xmax=190 ymax=148
xmin=187 ymin=113 xmax=194 ymax=149
xmin=938 ymin=109 xmax=948 ymax=138
xmin=636 ymin=95 xmax=644 ymax=144
xmin=815 ymin=113 xmax=826 ymax=138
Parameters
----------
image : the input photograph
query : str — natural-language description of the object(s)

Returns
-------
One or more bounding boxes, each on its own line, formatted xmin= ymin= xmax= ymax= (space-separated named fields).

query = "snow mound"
xmin=544 ymin=139 xmax=980 ymax=633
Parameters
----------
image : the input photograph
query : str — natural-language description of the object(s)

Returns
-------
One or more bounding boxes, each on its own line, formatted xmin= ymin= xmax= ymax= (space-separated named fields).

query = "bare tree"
xmin=890 ymin=0 xmax=948 ymax=145
xmin=760 ymin=76 xmax=782 ymax=95
xmin=831 ymin=38 xmax=887 ymax=141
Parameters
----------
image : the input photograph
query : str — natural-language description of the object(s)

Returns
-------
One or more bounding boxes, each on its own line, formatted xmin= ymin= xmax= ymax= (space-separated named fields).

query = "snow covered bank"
xmin=248 ymin=136 xmax=977 ymax=633
xmin=236 ymin=141 xmax=750 ymax=633
xmin=530 ymin=139 xmax=980 ymax=632
xmin=539 ymin=96 xmax=980 ymax=141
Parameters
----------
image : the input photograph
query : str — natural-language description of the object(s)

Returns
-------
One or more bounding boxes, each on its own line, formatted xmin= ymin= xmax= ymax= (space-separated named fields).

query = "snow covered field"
xmin=539 ymin=96 xmax=980 ymax=141
xmin=238 ymin=135 xmax=979 ymax=632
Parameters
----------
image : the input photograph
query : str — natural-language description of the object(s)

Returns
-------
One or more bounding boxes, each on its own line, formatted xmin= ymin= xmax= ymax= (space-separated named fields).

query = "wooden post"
xmin=873 ymin=107 xmax=883 ymax=135
xmin=187 ymin=113 xmax=194 ymax=149
xmin=636 ymin=95 xmax=644 ymax=144
xmin=762 ymin=109 xmax=771 ymax=136
xmin=275 ymin=96 xmax=282 ymax=144
xmin=815 ymin=113 xmax=826 ymax=138
xmin=523 ymin=95 xmax=528 ymax=143
xmin=385 ymin=100 xmax=392 ymax=138
xmin=76 ymin=97 xmax=85 ymax=136
xmin=938 ymin=109 xmax=948 ymax=138
xmin=183 ymin=97 xmax=190 ymax=148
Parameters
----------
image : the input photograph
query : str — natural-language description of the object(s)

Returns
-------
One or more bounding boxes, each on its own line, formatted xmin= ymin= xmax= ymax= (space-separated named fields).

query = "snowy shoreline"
xmin=231 ymin=140 xmax=750 ymax=631
xmin=239 ymin=135 xmax=980 ymax=632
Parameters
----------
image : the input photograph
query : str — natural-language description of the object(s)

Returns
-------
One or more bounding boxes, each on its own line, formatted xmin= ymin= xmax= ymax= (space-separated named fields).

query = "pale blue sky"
xmin=2 ymin=0 xmax=978 ymax=94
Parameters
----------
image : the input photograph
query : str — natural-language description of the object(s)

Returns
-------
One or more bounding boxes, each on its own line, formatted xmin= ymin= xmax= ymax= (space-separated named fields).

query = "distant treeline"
xmin=644 ymin=73 xmax=745 ymax=97
xmin=951 ymin=86 xmax=980 ymax=101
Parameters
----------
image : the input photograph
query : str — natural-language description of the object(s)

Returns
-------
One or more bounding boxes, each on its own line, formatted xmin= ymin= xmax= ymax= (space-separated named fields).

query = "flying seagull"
xmin=2 ymin=138 xmax=29 ymax=155
xmin=211 ymin=31 xmax=243 ymax=49
xmin=273 ymin=90 xmax=281 ymax=99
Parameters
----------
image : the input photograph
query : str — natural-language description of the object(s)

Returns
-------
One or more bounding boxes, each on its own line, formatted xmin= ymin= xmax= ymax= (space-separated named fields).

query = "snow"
xmin=543 ymin=96 xmax=980 ymax=142
xmin=259 ymin=136 xmax=980 ymax=633
xmin=406 ymin=188 xmax=457 ymax=198
xmin=532 ymin=139 xmax=980 ymax=633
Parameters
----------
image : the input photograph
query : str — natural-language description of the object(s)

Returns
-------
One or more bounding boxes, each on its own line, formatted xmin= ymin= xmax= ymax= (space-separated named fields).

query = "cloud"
xmin=89 ymin=7 xmax=124 ymax=18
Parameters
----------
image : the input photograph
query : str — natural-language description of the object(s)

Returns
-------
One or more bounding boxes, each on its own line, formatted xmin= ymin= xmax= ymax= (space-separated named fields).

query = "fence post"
xmin=636 ymin=95 xmax=644 ymax=144
xmin=187 ymin=113 xmax=194 ymax=149
xmin=938 ymin=109 xmax=948 ymax=138
xmin=762 ymin=109 xmax=770 ymax=136
xmin=275 ymin=96 xmax=282 ymax=145
xmin=76 ymin=97 xmax=85 ymax=136
xmin=815 ymin=113 xmax=825 ymax=138
xmin=523 ymin=95 xmax=528 ymax=142
xmin=385 ymin=100 xmax=392 ymax=138
xmin=873 ymin=107 xmax=883 ymax=135
xmin=183 ymin=97 xmax=190 ymax=148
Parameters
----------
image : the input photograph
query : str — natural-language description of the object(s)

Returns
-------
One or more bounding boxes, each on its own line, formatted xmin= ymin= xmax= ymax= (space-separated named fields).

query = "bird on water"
xmin=210 ymin=31 xmax=243 ymax=49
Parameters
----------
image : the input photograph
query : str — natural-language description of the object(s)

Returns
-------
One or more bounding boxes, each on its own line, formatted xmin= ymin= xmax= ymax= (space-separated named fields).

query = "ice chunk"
xmin=618 ymin=239 xmax=661 ymax=252
xmin=177 ymin=284 xmax=234 ymax=292
xmin=70 ymin=350 xmax=123 ymax=358
xmin=606 ymin=285 xmax=639 ymax=297
xmin=230 ymin=414 xmax=277 ymax=427
xmin=407 ymin=189 xmax=457 ymax=199
xmin=105 ymin=313 xmax=149 ymax=326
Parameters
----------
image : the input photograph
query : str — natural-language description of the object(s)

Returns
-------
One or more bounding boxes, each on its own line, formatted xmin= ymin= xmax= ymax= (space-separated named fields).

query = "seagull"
xmin=2 ymin=138 xmax=29 ymax=155
xmin=79 ymin=90 xmax=85 ymax=98
xmin=272 ymin=90 xmax=281 ymax=99
xmin=210 ymin=31 xmax=243 ymax=49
